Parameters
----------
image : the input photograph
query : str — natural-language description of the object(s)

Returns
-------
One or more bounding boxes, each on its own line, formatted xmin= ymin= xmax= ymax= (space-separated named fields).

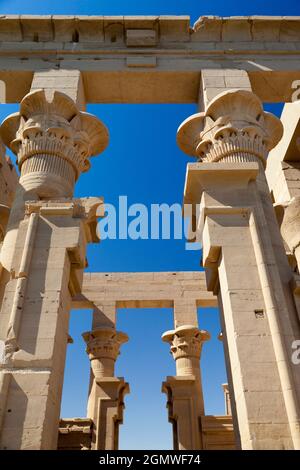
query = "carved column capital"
xmin=177 ymin=89 xmax=283 ymax=166
xmin=82 ymin=327 xmax=128 ymax=379
xmin=162 ymin=325 xmax=210 ymax=376
xmin=0 ymin=89 xmax=109 ymax=198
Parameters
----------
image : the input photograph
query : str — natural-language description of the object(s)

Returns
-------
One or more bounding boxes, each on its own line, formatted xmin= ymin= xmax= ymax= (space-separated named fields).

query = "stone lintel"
xmin=0 ymin=17 xmax=299 ymax=104
xmin=72 ymin=271 xmax=218 ymax=322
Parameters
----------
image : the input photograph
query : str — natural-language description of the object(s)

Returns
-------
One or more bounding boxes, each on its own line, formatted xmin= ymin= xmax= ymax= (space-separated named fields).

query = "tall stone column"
xmin=177 ymin=89 xmax=300 ymax=449
xmin=82 ymin=327 xmax=129 ymax=450
xmin=0 ymin=87 xmax=108 ymax=449
xmin=162 ymin=325 xmax=210 ymax=450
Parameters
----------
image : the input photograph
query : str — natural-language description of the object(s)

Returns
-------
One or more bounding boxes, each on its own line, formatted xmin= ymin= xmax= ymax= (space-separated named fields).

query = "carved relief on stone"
xmin=177 ymin=90 xmax=283 ymax=165
xmin=0 ymin=89 xmax=109 ymax=197
xmin=162 ymin=325 xmax=210 ymax=376
xmin=82 ymin=327 xmax=128 ymax=379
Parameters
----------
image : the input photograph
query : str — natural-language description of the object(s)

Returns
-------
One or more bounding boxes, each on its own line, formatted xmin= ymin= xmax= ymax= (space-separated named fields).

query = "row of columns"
xmin=81 ymin=323 xmax=210 ymax=450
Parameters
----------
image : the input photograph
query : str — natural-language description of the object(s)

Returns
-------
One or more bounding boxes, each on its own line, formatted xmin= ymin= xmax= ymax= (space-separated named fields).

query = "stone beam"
xmin=0 ymin=16 xmax=299 ymax=104
xmin=72 ymin=271 xmax=218 ymax=323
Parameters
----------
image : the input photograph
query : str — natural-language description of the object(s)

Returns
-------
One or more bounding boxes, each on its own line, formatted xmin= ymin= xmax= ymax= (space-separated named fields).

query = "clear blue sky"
xmin=0 ymin=0 xmax=298 ymax=450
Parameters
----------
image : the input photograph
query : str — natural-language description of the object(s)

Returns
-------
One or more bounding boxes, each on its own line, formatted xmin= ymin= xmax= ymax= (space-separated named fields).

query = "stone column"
xmin=177 ymin=88 xmax=300 ymax=449
xmin=82 ymin=327 xmax=129 ymax=450
xmin=162 ymin=325 xmax=210 ymax=450
xmin=0 ymin=87 xmax=108 ymax=449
